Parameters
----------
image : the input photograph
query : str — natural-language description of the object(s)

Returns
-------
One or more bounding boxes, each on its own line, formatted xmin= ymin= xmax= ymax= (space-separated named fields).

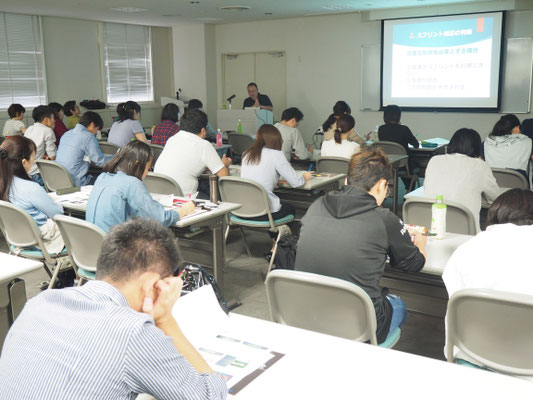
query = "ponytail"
xmin=117 ymin=101 xmax=141 ymax=122
xmin=322 ymin=113 xmax=337 ymax=133
xmin=334 ymin=127 xmax=342 ymax=144
xmin=334 ymin=114 xmax=356 ymax=145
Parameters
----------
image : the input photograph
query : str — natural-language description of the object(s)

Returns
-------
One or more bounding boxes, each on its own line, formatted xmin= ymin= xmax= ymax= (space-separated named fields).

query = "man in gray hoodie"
xmin=295 ymin=148 xmax=427 ymax=344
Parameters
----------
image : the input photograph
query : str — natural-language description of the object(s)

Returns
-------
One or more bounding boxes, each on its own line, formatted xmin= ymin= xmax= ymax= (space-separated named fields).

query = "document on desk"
xmin=152 ymin=195 xmax=210 ymax=220
xmin=54 ymin=186 xmax=92 ymax=204
xmin=173 ymin=285 xmax=284 ymax=394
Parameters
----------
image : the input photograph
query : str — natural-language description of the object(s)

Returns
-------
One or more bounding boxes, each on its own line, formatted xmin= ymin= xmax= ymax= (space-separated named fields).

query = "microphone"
xmin=226 ymin=94 xmax=236 ymax=102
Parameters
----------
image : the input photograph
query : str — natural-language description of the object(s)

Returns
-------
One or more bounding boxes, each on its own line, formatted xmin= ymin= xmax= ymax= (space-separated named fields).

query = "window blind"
xmin=102 ymin=23 xmax=153 ymax=103
xmin=0 ymin=13 xmax=46 ymax=109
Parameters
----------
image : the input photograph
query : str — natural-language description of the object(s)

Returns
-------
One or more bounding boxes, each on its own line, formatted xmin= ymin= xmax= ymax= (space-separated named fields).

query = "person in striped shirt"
xmin=0 ymin=218 xmax=227 ymax=400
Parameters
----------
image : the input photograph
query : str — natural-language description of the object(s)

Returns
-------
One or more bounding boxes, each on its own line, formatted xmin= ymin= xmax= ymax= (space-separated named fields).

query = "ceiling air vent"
xmin=218 ymin=6 xmax=251 ymax=12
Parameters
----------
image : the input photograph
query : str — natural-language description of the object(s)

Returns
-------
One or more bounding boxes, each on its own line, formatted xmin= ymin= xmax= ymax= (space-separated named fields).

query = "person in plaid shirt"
xmin=151 ymin=104 xmax=180 ymax=146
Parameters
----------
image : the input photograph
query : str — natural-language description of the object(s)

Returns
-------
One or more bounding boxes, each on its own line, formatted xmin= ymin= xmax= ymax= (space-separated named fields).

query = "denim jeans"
xmin=386 ymin=294 xmax=407 ymax=337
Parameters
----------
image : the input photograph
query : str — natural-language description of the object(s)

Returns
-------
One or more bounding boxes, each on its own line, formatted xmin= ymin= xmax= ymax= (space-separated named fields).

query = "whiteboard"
xmin=501 ymin=37 xmax=533 ymax=114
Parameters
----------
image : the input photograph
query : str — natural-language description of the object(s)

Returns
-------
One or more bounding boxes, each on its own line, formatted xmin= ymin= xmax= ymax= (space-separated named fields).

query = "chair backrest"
xmin=54 ymin=215 xmax=105 ymax=272
xmin=99 ymin=142 xmax=120 ymax=156
xmin=316 ymin=156 xmax=349 ymax=174
xmin=447 ymin=289 xmax=533 ymax=375
xmin=266 ymin=269 xmax=378 ymax=344
xmin=491 ymin=168 xmax=529 ymax=189
xmin=143 ymin=172 xmax=184 ymax=196
xmin=227 ymin=133 xmax=254 ymax=156
xmin=373 ymin=140 xmax=407 ymax=155
xmin=0 ymin=200 xmax=54 ymax=263
xmin=402 ymin=197 xmax=478 ymax=235
xmin=35 ymin=160 xmax=74 ymax=192
xmin=149 ymin=144 xmax=164 ymax=165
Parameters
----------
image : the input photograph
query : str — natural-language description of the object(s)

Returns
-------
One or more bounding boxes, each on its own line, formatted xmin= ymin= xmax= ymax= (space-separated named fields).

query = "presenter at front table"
xmin=242 ymin=82 xmax=273 ymax=111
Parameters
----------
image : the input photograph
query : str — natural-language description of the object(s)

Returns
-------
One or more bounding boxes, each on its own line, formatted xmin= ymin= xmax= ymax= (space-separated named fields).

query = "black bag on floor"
xmin=177 ymin=264 xmax=229 ymax=314
xmin=273 ymin=233 xmax=299 ymax=270
xmin=80 ymin=100 xmax=106 ymax=110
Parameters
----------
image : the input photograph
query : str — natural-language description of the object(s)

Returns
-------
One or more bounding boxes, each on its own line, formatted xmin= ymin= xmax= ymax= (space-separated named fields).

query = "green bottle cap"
xmin=436 ymin=195 xmax=443 ymax=201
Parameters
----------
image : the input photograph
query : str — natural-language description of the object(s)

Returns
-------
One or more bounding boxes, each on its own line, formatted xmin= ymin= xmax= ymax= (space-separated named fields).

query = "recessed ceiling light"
xmin=110 ymin=7 xmax=147 ymax=13
xmin=323 ymin=5 xmax=354 ymax=11
xmin=265 ymin=12 xmax=272 ymax=15
xmin=219 ymin=6 xmax=251 ymax=11
xmin=189 ymin=1 xmax=200 ymax=4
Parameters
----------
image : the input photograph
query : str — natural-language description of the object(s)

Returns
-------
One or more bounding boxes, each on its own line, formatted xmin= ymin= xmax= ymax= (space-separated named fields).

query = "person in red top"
xmin=151 ymin=104 xmax=180 ymax=146
xmin=49 ymin=102 xmax=68 ymax=145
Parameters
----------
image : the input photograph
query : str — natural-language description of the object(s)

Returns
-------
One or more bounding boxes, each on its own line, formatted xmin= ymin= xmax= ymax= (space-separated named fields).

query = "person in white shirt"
xmin=274 ymin=107 xmax=313 ymax=161
xmin=24 ymin=105 xmax=57 ymax=186
xmin=483 ymin=115 xmax=531 ymax=180
xmin=320 ymin=114 xmax=361 ymax=159
xmin=2 ymin=104 xmax=27 ymax=137
xmin=424 ymin=128 xmax=501 ymax=232
xmin=241 ymin=124 xmax=311 ymax=258
xmin=154 ymin=109 xmax=231 ymax=199
xmin=442 ymin=188 xmax=533 ymax=370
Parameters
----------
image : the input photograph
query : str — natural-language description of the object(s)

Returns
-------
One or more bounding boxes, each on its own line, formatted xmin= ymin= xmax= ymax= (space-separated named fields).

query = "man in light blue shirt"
xmin=56 ymin=111 xmax=112 ymax=186
xmin=0 ymin=218 xmax=227 ymax=400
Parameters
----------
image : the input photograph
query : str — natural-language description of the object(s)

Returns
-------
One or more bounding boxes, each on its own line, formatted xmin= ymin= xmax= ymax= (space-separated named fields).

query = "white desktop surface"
xmin=0 ymin=252 xmax=43 ymax=283
xmin=422 ymin=233 xmax=472 ymax=275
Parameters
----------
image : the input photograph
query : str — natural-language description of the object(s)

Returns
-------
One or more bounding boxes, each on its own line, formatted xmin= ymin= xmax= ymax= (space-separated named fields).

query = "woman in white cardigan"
xmin=424 ymin=128 xmax=502 ymax=231
xmin=320 ymin=114 xmax=360 ymax=159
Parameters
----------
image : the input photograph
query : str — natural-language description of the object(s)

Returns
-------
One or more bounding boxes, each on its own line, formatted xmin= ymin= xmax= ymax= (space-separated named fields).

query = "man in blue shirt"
xmin=56 ymin=111 xmax=112 ymax=186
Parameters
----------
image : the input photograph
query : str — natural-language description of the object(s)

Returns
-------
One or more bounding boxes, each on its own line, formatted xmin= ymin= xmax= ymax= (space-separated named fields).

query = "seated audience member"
xmin=377 ymin=105 xmax=419 ymax=151
xmin=424 ymin=128 xmax=501 ymax=231
xmin=187 ymin=99 xmax=216 ymax=141
xmin=322 ymin=101 xmax=366 ymax=146
xmin=64 ymin=100 xmax=81 ymax=129
xmin=48 ymin=102 xmax=68 ymax=145
xmin=320 ymin=114 xmax=360 ymax=159
xmin=86 ymin=141 xmax=194 ymax=232
xmin=275 ymin=107 xmax=313 ymax=161
xmin=0 ymin=136 xmax=64 ymax=253
xmin=108 ymin=101 xmax=147 ymax=147
xmin=56 ymin=111 xmax=112 ymax=186
xmin=0 ymin=218 xmax=227 ymax=400
xmin=520 ymin=118 xmax=533 ymax=153
xmin=483 ymin=115 xmax=531 ymax=179
xmin=241 ymin=124 xmax=311 ymax=257
xmin=24 ymin=105 xmax=57 ymax=186
xmin=242 ymin=82 xmax=273 ymax=111
xmin=2 ymin=104 xmax=27 ymax=137
xmin=151 ymin=103 xmax=180 ymax=146
xmin=295 ymin=149 xmax=426 ymax=344
xmin=442 ymin=189 xmax=533 ymax=369
xmin=154 ymin=109 xmax=231 ymax=199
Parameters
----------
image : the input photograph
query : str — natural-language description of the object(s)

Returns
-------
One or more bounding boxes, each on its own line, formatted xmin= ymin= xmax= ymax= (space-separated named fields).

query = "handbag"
xmin=177 ymin=264 xmax=229 ymax=314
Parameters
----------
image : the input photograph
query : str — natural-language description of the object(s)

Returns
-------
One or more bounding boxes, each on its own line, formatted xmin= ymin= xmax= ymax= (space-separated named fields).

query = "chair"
xmin=265 ymin=269 xmax=400 ymax=348
xmin=149 ymin=144 xmax=164 ymax=165
xmin=35 ymin=160 xmax=74 ymax=192
xmin=491 ymin=168 xmax=529 ymax=189
xmin=0 ymin=201 xmax=69 ymax=289
xmin=54 ymin=215 xmax=106 ymax=285
xmin=143 ymin=172 xmax=184 ymax=196
xmin=99 ymin=142 xmax=120 ymax=156
xmin=219 ymin=176 xmax=294 ymax=274
xmin=446 ymin=289 xmax=533 ymax=375
xmin=373 ymin=140 xmax=419 ymax=191
xmin=316 ymin=157 xmax=349 ymax=174
xmin=227 ymin=133 xmax=254 ymax=162
xmin=403 ymin=197 xmax=478 ymax=235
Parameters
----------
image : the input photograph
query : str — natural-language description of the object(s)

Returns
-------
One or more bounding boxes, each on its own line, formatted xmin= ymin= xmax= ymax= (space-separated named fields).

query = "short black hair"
xmin=79 ymin=111 xmax=104 ymax=130
xmin=383 ymin=105 xmax=401 ymax=124
xmin=247 ymin=82 xmax=258 ymax=89
xmin=180 ymin=109 xmax=208 ymax=134
xmin=490 ymin=118 xmax=514 ymax=137
xmin=187 ymin=99 xmax=203 ymax=111
xmin=32 ymin=105 xmax=54 ymax=123
xmin=500 ymin=114 xmax=521 ymax=130
xmin=7 ymin=104 xmax=25 ymax=119
xmin=332 ymin=101 xmax=351 ymax=116
xmin=95 ymin=218 xmax=181 ymax=282
xmin=347 ymin=148 xmax=392 ymax=190
xmin=63 ymin=100 xmax=77 ymax=117
xmin=448 ymin=128 xmax=481 ymax=158
xmin=48 ymin=102 xmax=63 ymax=119
xmin=487 ymin=189 xmax=533 ymax=227
xmin=103 ymin=140 xmax=152 ymax=180
xmin=521 ymin=118 xmax=533 ymax=138
xmin=161 ymin=103 xmax=180 ymax=123
xmin=281 ymin=107 xmax=304 ymax=122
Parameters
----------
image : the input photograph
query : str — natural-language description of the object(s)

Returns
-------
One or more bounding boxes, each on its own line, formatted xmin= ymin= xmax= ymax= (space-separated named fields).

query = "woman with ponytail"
xmin=322 ymin=101 xmax=366 ymax=146
xmin=320 ymin=114 xmax=360 ymax=159
xmin=107 ymin=100 xmax=147 ymax=147
xmin=0 ymin=136 xmax=65 ymax=253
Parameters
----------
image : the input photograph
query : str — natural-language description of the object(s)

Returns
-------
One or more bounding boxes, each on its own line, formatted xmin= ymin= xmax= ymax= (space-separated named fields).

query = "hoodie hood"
xmin=323 ymin=185 xmax=379 ymax=219
xmin=485 ymin=134 xmax=529 ymax=148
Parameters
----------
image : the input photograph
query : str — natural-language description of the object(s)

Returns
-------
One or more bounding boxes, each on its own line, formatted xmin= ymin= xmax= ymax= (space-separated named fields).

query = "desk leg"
xmin=393 ymin=167 xmax=399 ymax=215
xmin=212 ymin=219 xmax=225 ymax=289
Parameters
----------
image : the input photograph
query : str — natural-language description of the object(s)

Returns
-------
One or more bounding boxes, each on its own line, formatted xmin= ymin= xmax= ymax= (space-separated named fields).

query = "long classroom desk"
xmin=49 ymin=187 xmax=240 ymax=291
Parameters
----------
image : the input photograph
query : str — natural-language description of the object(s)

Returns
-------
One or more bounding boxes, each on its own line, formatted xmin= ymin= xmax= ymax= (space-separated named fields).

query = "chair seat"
xmin=455 ymin=358 xmax=489 ymax=370
xmin=230 ymin=214 xmax=294 ymax=227
xmin=78 ymin=268 xmax=96 ymax=280
xmin=379 ymin=327 xmax=401 ymax=348
xmin=11 ymin=245 xmax=68 ymax=258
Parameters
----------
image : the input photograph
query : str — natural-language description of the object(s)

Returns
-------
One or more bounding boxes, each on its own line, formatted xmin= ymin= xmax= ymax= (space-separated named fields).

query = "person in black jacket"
xmin=295 ymin=148 xmax=427 ymax=344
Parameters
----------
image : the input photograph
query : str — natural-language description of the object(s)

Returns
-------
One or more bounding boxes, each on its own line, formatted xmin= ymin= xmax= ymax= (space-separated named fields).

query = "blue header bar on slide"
xmin=393 ymin=17 xmax=494 ymax=47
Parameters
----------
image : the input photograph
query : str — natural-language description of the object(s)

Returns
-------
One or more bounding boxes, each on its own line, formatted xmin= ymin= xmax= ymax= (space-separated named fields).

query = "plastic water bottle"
xmin=237 ymin=120 xmax=242 ymax=133
xmin=216 ymin=129 xmax=223 ymax=147
xmin=373 ymin=125 xmax=379 ymax=140
xmin=431 ymin=195 xmax=447 ymax=239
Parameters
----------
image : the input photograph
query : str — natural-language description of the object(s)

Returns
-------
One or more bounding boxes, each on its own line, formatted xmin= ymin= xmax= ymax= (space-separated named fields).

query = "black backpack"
xmin=273 ymin=233 xmax=299 ymax=270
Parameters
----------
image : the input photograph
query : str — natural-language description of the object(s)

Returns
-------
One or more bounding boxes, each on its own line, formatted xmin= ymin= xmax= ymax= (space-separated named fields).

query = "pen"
xmin=307 ymin=163 xmax=314 ymax=172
